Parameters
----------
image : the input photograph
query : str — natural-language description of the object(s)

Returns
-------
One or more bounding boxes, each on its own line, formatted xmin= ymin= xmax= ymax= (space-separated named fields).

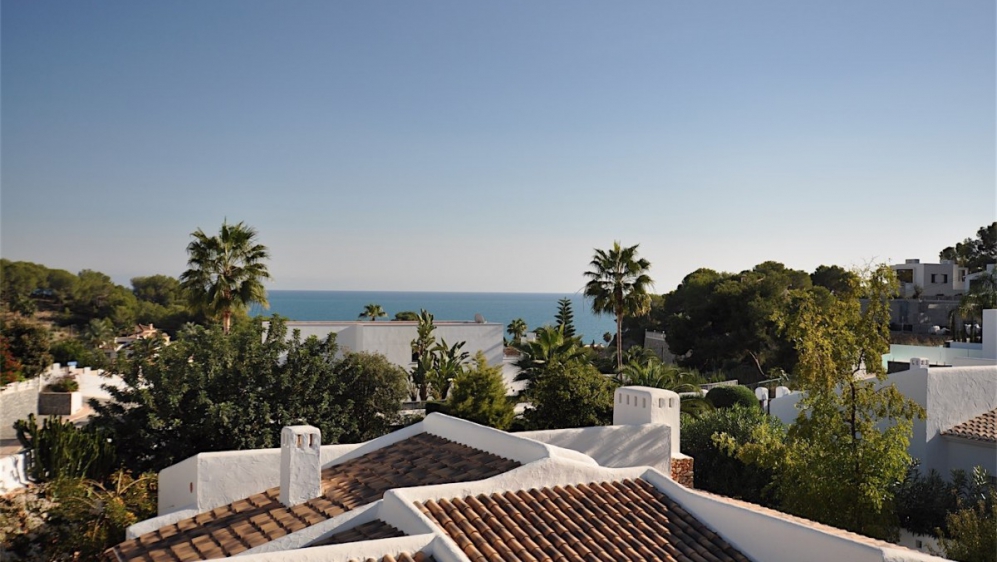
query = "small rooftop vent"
xmin=905 ymin=259 xmax=920 ymax=264
xmin=474 ymin=313 xmax=485 ymax=323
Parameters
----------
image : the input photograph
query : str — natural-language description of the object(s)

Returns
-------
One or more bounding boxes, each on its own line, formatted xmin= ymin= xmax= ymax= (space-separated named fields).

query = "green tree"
xmin=810 ymin=265 xmax=860 ymax=297
xmin=584 ymin=242 xmax=654 ymax=372
xmin=1 ymin=317 xmax=52 ymax=378
xmin=334 ymin=351 xmax=409 ymax=443
xmin=554 ymin=297 xmax=576 ymax=338
xmin=682 ymin=404 xmax=783 ymax=505
xmin=735 ymin=265 xmax=924 ymax=540
xmin=50 ymin=338 xmax=106 ymax=370
xmin=358 ymin=303 xmax=387 ymax=321
xmin=661 ymin=262 xmax=810 ymax=383
xmin=958 ymin=269 xmax=997 ymax=343
xmin=0 ymin=333 xmax=25 ymax=384
xmin=940 ymin=222 xmax=997 ymax=273
xmin=394 ymin=311 xmax=419 ymax=321
xmin=427 ymin=338 xmax=469 ymax=400
xmin=131 ymin=274 xmax=181 ymax=307
xmin=513 ymin=325 xmax=585 ymax=386
xmin=705 ymin=385 xmax=759 ymax=410
xmin=523 ymin=360 xmax=616 ymax=430
xmin=448 ymin=351 xmax=515 ymax=430
xmin=84 ymin=317 xmax=117 ymax=352
xmin=409 ymin=309 xmax=436 ymax=401
xmin=506 ymin=318 xmax=527 ymax=344
xmin=89 ymin=317 xmax=359 ymax=473
xmin=937 ymin=486 xmax=996 ymax=562
xmin=179 ymin=220 xmax=272 ymax=334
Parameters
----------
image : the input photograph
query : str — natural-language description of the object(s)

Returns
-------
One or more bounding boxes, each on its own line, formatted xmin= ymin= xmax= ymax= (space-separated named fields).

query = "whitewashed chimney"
xmin=910 ymin=357 xmax=931 ymax=369
xmin=280 ymin=425 xmax=322 ymax=507
xmin=613 ymin=386 xmax=681 ymax=456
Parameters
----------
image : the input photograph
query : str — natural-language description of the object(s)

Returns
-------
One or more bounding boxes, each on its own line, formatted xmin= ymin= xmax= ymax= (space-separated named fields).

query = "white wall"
xmin=923 ymin=365 xmax=997 ymax=475
xmin=278 ymin=321 xmax=504 ymax=371
xmin=944 ymin=438 xmax=997 ymax=477
xmin=0 ymin=453 xmax=29 ymax=494
xmin=517 ymin=423 xmax=672 ymax=474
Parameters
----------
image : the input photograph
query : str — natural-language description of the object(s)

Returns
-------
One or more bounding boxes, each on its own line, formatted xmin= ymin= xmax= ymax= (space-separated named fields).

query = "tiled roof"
xmin=106 ymin=433 xmax=520 ymax=561
xmin=417 ymin=479 xmax=751 ymax=562
xmin=346 ymin=555 xmax=433 ymax=562
xmin=943 ymin=408 xmax=997 ymax=443
xmin=309 ymin=520 xmax=405 ymax=547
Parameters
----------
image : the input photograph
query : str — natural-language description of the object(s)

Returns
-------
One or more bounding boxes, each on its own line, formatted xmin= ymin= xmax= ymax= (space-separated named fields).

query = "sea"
xmin=254 ymin=291 xmax=616 ymax=344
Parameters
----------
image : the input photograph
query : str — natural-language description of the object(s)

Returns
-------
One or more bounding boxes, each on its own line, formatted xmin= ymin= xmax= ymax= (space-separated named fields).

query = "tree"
xmin=394 ymin=311 xmax=419 ymax=321
xmin=513 ymin=325 xmax=585 ymax=386
xmin=334 ymin=351 xmax=409 ymax=443
xmin=735 ymin=265 xmax=924 ymax=540
xmin=409 ymin=309 xmax=436 ymax=401
xmin=958 ymin=269 xmax=997 ymax=343
xmin=179 ymin=220 xmax=271 ymax=334
xmin=584 ymin=242 xmax=654 ymax=372
xmin=937 ymin=483 xmax=996 ymax=562
xmin=448 ymin=352 xmax=515 ymax=430
xmin=427 ymin=338 xmax=470 ymax=400
xmin=89 ymin=317 xmax=366 ymax=473
xmin=705 ymin=385 xmax=759 ymax=410
xmin=554 ymin=297 xmax=576 ymax=338
xmin=661 ymin=262 xmax=810 ymax=383
xmin=0 ymin=332 xmax=24 ymax=384
xmin=940 ymin=222 xmax=997 ymax=273
xmin=523 ymin=360 xmax=616 ymax=430
xmin=811 ymin=265 xmax=860 ymax=297
xmin=1 ymin=317 xmax=52 ymax=379
xmin=506 ymin=318 xmax=527 ymax=344
xmin=683 ymin=404 xmax=783 ymax=505
xmin=131 ymin=275 xmax=181 ymax=307
xmin=84 ymin=318 xmax=117 ymax=352
xmin=358 ymin=303 xmax=386 ymax=321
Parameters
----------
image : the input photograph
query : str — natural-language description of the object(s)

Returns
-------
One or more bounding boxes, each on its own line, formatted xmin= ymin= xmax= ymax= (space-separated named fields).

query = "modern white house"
xmin=891 ymin=259 xmax=970 ymax=298
xmin=271 ymin=320 xmax=505 ymax=372
xmin=104 ymin=386 xmax=946 ymax=562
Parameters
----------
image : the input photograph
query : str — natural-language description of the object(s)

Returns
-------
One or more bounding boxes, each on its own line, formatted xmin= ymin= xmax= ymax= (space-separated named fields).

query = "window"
xmin=916 ymin=540 xmax=923 ymax=549
xmin=896 ymin=269 xmax=913 ymax=283
xmin=930 ymin=273 xmax=948 ymax=284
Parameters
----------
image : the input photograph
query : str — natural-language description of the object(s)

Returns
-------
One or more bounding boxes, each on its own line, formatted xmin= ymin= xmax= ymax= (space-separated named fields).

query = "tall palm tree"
xmin=958 ymin=269 xmax=997 ymax=342
xmin=359 ymin=303 xmax=386 ymax=321
xmin=179 ymin=220 xmax=271 ymax=335
xmin=506 ymin=318 xmax=527 ymax=344
xmin=513 ymin=325 xmax=585 ymax=385
xmin=584 ymin=241 xmax=654 ymax=372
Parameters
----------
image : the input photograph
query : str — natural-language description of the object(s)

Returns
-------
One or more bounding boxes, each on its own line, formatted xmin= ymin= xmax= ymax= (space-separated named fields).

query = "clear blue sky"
xmin=2 ymin=1 xmax=994 ymax=293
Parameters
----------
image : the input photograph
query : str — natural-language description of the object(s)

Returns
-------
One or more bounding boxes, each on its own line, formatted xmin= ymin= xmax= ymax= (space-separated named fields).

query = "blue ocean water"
xmin=254 ymin=291 xmax=616 ymax=344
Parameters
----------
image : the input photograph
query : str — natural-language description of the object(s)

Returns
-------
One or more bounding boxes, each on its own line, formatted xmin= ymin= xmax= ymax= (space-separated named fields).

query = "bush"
xmin=705 ymin=385 xmax=759 ymax=410
xmin=447 ymin=352 xmax=515 ymax=430
xmin=14 ymin=413 xmax=116 ymax=483
xmin=45 ymin=375 xmax=79 ymax=393
xmin=524 ymin=361 xmax=616 ymax=430
xmin=425 ymin=401 xmax=451 ymax=415
xmin=680 ymin=404 xmax=782 ymax=504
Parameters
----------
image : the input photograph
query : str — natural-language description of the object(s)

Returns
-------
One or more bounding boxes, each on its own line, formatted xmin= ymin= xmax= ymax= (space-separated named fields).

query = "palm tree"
xmin=506 ymin=318 xmax=527 ymax=344
xmin=179 ymin=220 xmax=271 ymax=335
xmin=958 ymin=269 xmax=997 ymax=342
xmin=513 ymin=325 xmax=585 ymax=385
xmin=359 ymin=303 xmax=386 ymax=321
xmin=584 ymin=241 xmax=654 ymax=372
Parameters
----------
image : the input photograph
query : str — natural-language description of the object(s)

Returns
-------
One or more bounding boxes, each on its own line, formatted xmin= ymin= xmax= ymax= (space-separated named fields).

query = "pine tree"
xmin=554 ymin=297 xmax=576 ymax=338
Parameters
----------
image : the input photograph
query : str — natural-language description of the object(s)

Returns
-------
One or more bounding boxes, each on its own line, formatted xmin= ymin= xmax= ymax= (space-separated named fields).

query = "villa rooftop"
xmin=943 ymin=407 xmax=997 ymax=443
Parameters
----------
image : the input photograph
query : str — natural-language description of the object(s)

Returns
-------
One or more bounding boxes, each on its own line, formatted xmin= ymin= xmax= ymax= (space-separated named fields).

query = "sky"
xmin=2 ymin=1 xmax=994 ymax=294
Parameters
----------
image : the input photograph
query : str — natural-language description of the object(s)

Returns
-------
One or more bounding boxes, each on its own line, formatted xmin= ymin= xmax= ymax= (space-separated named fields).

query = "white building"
xmin=272 ymin=320 xmax=505 ymax=372
xmin=105 ymin=387 xmax=945 ymax=562
xmin=891 ymin=259 xmax=969 ymax=298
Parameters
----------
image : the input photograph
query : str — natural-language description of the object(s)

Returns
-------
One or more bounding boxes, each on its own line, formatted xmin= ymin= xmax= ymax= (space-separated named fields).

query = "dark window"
xmin=896 ymin=269 xmax=913 ymax=283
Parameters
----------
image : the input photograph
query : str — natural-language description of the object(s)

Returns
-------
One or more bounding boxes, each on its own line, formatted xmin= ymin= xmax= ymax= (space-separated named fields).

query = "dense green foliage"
xmin=448 ymin=352 xmax=515 ymax=430
xmin=681 ymin=405 xmax=782 ymax=504
xmin=409 ymin=309 xmax=436 ymax=400
xmin=394 ymin=311 xmax=419 ymax=321
xmin=523 ymin=360 xmax=616 ymax=430
xmin=938 ymin=487 xmax=996 ymax=562
xmin=705 ymin=385 xmax=759 ymax=410
xmin=506 ymin=317 xmax=527 ymax=344
xmin=333 ymin=351 xmax=410 ymax=442
xmin=513 ymin=325 xmax=585 ymax=385
xmin=359 ymin=303 xmax=387 ymax=321
xmin=940 ymin=222 xmax=997 ymax=273
xmin=90 ymin=316 xmax=407 ymax=473
xmin=1 ymin=316 xmax=52 ymax=380
xmin=179 ymin=220 xmax=271 ymax=334
xmin=15 ymin=414 xmax=116 ymax=483
xmin=735 ymin=265 xmax=924 ymax=540
xmin=584 ymin=242 xmax=653 ymax=371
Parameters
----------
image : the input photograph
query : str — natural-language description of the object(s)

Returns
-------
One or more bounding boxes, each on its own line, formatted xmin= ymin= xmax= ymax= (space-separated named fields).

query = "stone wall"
xmin=671 ymin=456 xmax=694 ymax=488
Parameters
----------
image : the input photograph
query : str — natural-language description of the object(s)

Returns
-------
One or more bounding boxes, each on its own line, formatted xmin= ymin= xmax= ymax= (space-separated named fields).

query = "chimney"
xmin=613 ymin=386 xmax=681 ymax=456
xmin=910 ymin=357 xmax=931 ymax=370
xmin=280 ymin=425 xmax=322 ymax=507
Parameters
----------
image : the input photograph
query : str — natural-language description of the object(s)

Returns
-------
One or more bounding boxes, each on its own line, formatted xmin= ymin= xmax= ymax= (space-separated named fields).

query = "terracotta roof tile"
xmin=943 ymin=408 xmax=997 ymax=443
xmin=345 ymin=554 xmax=433 ymax=562
xmin=418 ymin=479 xmax=751 ymax=562
xmin=308 ymin=520 xmax=405 ymax=547
xmin=106 ymin=433 xmax=519 ymax=561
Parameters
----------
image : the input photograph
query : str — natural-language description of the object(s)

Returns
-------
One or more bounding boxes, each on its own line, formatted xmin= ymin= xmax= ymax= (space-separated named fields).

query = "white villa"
xmin=103 ymin=386 xmax=947 ymax=562
xmin=890 ymin=259 xmax=971 ymax=298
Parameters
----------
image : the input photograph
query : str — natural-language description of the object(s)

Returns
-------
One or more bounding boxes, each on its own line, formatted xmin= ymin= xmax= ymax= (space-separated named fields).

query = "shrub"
xmin=45 ymin=375 xmax=79 ymax=393
xmin=524 ymin=360 xmax=616 ymax=430
xmin=447 ymin=352 xmax=515 ymax=430
xmin=14 ymin=414 xmax=116 ymax=483
xmin=680 ymin=404 xmax=782 ymax=504
xmin=705 ymin=385 xmax=759 ymax=409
